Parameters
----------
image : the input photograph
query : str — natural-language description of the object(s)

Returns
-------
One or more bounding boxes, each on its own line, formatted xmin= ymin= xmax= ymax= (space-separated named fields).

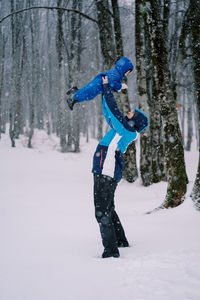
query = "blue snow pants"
xmin=92 ymin=96 xmax=137 ymax=182
xmin=73 ymin=76 xmax=103 ymax=102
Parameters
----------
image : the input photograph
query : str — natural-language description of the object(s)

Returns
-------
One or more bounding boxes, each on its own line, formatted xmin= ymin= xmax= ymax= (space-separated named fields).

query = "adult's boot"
xmin=67 ymin=98 xmax=78 ymax=111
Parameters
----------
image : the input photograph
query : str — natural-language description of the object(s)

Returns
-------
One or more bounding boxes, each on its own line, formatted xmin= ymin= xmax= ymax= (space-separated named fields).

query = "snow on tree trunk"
xmin=190 ymin=0 xmax=200 ymax=209
xmin=135 ymin=0 xmax=151 ymax=185
xmin=123 ymin=141 xmax=138 ymax=183
xmin=185 ymin=95 xmax=193 ymax=151
xmin=96 ymin=0 xmax=116 ymax=69
xmin=28 ymin=7 xmax=36 ymax=149
xmin=112 ymin=0 xmax=138 ymax=182
xmin=69 ymin=0 xmax=80 ymax=153
xmin=135 ymin=1 xmax=165 ymax=186
xmin=56 ymin=3 xmax=67 ymax=152
xmin=0 ymin=28 xmax=6 ymax=140
xmin=147 ymin=0 xmax=188 ymax=208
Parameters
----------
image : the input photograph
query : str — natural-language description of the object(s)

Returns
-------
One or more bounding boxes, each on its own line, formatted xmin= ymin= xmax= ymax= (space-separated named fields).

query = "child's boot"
xmin=66 ymin=86 xmax=78 ymax=110
xmin=67 ymin=98 xmax=78 ymax=111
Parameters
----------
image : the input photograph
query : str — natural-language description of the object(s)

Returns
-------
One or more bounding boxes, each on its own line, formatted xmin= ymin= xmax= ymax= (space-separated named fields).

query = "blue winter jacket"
xmin=73 ymin=57 xmax=134 ymax=102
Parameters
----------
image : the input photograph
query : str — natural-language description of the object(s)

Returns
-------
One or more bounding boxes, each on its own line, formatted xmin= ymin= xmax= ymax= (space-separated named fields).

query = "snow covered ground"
xmin=1 ymin=130 xmax=200 ymax=300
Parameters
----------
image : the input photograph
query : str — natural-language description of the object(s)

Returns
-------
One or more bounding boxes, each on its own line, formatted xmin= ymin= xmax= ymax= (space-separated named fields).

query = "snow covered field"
xmin=1 ymin=131 xmax=200 ymax=300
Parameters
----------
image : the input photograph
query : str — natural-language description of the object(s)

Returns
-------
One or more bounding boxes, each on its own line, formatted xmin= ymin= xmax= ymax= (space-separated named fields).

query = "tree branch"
xmin=0 ymin=6 xmax=98 ymax=24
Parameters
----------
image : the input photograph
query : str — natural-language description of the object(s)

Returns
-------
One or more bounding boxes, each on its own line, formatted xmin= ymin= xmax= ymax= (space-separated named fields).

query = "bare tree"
xmin=190 ymin=0 xmax=200 ymax=209
xmin=143 ymin=0 xmax=188 ymax=208
xmin=112 ymin=0 xmax=138 ymax=182
xmin=56 ymin=0 xmax=67 ymax=152
xmin=0 ymin=27 xmax=6 ymax=139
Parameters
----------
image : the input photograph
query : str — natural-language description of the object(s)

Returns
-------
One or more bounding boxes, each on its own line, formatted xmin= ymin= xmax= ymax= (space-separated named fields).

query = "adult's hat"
xmin=131 ymin=109 xmax=149 ymax=133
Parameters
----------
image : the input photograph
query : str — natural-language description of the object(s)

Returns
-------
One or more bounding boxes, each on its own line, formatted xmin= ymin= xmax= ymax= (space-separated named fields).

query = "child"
xmin=67 ymin=56 xmax=134 ymax=110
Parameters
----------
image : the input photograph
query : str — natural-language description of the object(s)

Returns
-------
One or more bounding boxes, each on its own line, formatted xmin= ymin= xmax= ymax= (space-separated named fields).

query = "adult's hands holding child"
xmin=102 ymin=76 xmax=108 ymax=84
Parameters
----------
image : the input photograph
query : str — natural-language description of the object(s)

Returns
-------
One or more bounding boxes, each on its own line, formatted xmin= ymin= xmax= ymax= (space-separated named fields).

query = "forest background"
xmin=0 ymin=0 xmax=200 ymax=210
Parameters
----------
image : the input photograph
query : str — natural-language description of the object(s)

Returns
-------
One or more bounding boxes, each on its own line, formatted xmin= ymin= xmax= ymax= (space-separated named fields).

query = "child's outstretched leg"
xmin=67 ymin=76 xmax=103 ymax=111
xmin=92 ymin=129 xmax=116 ymax=174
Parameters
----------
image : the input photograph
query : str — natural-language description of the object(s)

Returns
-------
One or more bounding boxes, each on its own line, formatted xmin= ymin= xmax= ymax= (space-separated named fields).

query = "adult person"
xmin=93 ymin=76 xmax=148 ymax=258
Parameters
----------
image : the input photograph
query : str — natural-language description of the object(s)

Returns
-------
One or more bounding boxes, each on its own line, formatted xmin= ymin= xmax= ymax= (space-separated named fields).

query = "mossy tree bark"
xmin=95 ymin=0 xmax=116 ymax=69
xmin=135 ymin=1 xmax=165 ymax=186
xmin=0 ymin=28 xmax=6 ymax=140
xmin=146 ymin=0 xmax=188 ymax=207
xmin=56 ymin=0 xmax=67 ymax=152
xmin=112 ymin=0 xmax=138 ymax=182
xmin=190 ymin=0 xmax=200 ymax=209
xmin=135 ymin=0 xmax=151 ymax=185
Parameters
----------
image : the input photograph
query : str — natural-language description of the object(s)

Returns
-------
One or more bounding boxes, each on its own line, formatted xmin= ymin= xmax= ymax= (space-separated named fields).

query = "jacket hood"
xmin=130 ymin=109 xmax=148 ymax=133
xmin=115 ymin=57 xmax=134 ymax=77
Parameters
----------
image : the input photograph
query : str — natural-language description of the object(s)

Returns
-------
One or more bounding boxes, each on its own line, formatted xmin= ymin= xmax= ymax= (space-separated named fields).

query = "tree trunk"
xmin=56 ymin=0 xmax=67 ymax=152
xmin=73 ymin=0 xmax=82 ymax=153
xmin=147 ymin=0 xmax=188 ymax=208
xmin=14 ymin=36 xmax=26 ymax=137
xmin=0 ymin=28 xmax=6 ymax=139
xmin=111 ymin=0 xmax=138 ymax=182
xmin=9 ymin=0 xmax=16 ymax=147
xmin=28 ymin=6 xmax=36 ymax=148
xmin=95 ymin=0 xmax=116 ymax=69
xmin=135 ymin=1 xmax=165 ymax=185
xmin=95 ymin=0 xmax=116 ymax=144
xmin=136 ymin=0 xmax=153 ymax=185
xmin=185 ymin=94 xmax=193 ymax=151
xmin=190 ymin=0 xmax=200 ymax=209
xmin=111 ymin=0 xmax=123 ymax=61
xmin=12 ymin=1 xmax=26 ymax=138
